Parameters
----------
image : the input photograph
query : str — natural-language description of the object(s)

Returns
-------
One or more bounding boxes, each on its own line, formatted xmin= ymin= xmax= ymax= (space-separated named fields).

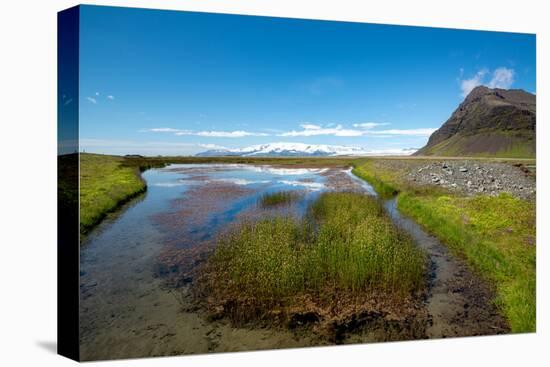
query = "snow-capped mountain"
xmin=195 ymin=142 xmax=417 ymax=157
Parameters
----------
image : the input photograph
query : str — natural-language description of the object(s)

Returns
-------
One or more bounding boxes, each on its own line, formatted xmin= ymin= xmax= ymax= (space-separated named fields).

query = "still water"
xmin=79 ymin=164 xmax=367 ymax=360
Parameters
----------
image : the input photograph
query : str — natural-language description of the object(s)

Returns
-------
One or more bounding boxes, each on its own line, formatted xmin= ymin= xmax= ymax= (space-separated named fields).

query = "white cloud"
xmin=279 ymin=123 xmax=435 ymax=137
xmin=144 ymin=123 xmax=435 ymax=139
xmin=488 ymin=67 xmax=515 ymax=89
xmin=86 ymin=97 xmax=97 ymax=104
xmin=459 ymin=67 xmax=515 ymax=97
xmin=199 ymin=143 xmax=229 ymax=150
xmin=182 ymin=130 xmax=269 ymax=138
xmin=280 ymin=124 xmax=364 ymax=137
xmin=145 ymin=128 xmax=269 ymax=138
xmin=107 ymin=95 xmax=115 ymax=100
xmin=300 ymin=123 xmax=322 ymax=130
xmin=95 ymin=92 xmax=100 ymax=96
xmin=147 ymin=127 xmax=181 ymax=133
xmin=352 ymin=122 xmax=390 ymax=129
xmin=460 ymin=69 xmax=488 ymax=97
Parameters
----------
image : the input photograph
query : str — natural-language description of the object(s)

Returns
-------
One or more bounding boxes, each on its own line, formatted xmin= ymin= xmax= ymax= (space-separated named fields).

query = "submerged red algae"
xmin=151 ymin=181 xmax=257 ymax=286
xmin=152 ymin=182 xmax=254 ymax=245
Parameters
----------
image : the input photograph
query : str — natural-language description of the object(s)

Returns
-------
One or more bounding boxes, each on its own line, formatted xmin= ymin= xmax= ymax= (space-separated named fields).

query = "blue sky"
xmin=76 ymin=5 xmax=536 ymax=156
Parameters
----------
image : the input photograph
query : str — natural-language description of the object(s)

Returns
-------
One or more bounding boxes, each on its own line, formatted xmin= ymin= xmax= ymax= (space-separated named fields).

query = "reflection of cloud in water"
xmin=164 ymin=163 xmax=329 ymax=176
xmin=213 ymin=178 xmax=271 ymax=186
xmin=278 ymin=180 xmax=325 ymax=190
xmin=152 ymin=179 xmax=206 ymax=187
xmin=151 ymin=182 xmax=186 ymax=187
xmin=245 ymin=166 xmax=329 ymax=175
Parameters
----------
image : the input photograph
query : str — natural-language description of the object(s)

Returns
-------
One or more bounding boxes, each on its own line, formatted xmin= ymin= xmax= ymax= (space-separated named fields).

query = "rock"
xmin=400 ymin=160 xmax=535 ymax=200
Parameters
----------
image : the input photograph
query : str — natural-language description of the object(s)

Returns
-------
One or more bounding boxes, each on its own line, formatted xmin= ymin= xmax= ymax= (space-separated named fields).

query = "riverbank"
xmin=79 ymin=154 xmax=148 ymax=236
xmin=353 ymin=159 xmax=536 ymax=332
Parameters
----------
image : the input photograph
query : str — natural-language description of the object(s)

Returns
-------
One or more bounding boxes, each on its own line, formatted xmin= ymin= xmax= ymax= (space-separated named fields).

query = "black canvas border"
xmin=57 ymin=5 xmax=80 ymax=361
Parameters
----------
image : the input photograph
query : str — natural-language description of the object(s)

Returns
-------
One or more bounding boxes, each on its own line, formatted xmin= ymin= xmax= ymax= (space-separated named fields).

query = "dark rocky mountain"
xmin=415 ymin=86 xmax=536 ymax=158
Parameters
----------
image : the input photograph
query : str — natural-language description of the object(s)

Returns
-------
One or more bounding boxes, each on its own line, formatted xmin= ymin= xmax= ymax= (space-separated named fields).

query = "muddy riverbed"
xmin=79 ymin=164 xmax=507 ymax=361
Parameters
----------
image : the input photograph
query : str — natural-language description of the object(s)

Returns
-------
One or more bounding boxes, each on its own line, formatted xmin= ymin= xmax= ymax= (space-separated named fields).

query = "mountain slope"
xmin=196 ymin=142 xmax=417 ymax=157
xmin=415 ymin=86 xmax=536 ymax=158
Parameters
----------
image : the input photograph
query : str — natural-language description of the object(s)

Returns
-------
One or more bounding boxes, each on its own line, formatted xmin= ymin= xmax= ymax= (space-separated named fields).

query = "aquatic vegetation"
xmin=197 ymin=192 xmax=426 ymax=327
xmin=258 ymin=190 xmax=303 ymax=208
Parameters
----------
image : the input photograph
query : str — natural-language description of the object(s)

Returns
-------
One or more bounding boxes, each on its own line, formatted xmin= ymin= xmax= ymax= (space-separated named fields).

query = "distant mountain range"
xmin=415 ymin=86 xmax=536 ymax=158
xmin=196 ymin=142 xmax=417 ymax=157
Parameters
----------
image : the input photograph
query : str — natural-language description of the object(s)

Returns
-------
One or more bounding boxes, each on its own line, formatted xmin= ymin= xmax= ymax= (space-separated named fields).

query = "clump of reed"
xmin=258 ymin=190 xmax=302 ymax=208
xmin=200 ymin=192 xmax=426 ymax=314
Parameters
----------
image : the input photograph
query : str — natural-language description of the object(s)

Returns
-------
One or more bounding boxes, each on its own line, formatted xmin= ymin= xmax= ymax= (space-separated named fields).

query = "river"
xmin=79 ymin=163 xmax=506 ymax=361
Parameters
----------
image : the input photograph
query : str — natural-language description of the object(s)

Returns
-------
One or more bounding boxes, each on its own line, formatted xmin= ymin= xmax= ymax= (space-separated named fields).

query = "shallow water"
xmin=79 ymin=164 xmax=354 ymax=360
xmin=79 ymin=163 xmax=506 ymax=360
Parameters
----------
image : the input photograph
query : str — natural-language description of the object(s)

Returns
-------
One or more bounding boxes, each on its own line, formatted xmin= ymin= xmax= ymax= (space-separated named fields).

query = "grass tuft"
xmin=199 ymin=192 xmax=426 ymax=322
xmin=258 ymin=190 xmax=302 ymax=208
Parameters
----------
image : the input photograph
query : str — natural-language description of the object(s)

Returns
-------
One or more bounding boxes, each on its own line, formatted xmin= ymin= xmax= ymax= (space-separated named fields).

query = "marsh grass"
xmin=200 ymin=192 xmax=426 ymax=322
xmin=258 ymin=190 xmax=302 ymax=208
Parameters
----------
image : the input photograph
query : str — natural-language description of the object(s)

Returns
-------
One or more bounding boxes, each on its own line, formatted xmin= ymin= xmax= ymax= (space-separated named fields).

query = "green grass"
xmin=79 ymin=154 xmax=146 ymax=236
xmin=258 ymin=190 xmax=302 ymax=208
xmin=353 ymin=160 xmax=536 ymax=332
xmin=352 ymin=162 xmax=398 ymax=198
xmin=398 ymin=193 xmax=535 ymax=332
xmin=201 ymin=192 xmax=426 ymax=316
